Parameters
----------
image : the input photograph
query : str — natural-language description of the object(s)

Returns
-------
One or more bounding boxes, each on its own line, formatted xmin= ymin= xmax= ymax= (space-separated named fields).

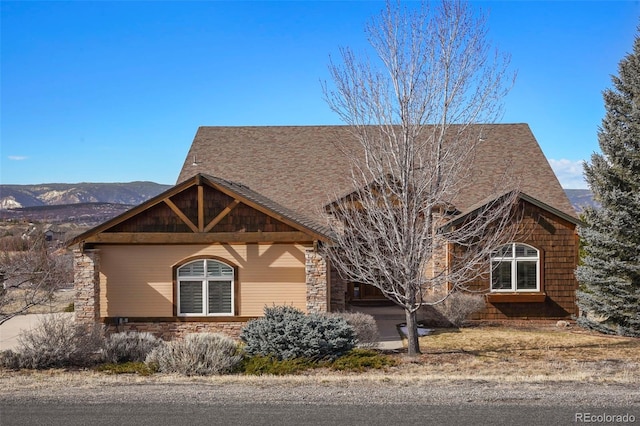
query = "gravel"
xmin=2 ymin=374 xmax=639 ymax=408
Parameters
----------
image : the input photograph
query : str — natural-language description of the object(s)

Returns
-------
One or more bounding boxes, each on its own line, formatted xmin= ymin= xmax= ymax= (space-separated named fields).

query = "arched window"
xmin=491 ymin=243 xmax=540 ymax=292
xmin=177 ymin=259 xmax=234 ymax=316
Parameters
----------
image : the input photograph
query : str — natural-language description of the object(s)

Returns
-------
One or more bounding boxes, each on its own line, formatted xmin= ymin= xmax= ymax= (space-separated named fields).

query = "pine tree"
xmin=576 ymin=30 xmax=640 ymax=337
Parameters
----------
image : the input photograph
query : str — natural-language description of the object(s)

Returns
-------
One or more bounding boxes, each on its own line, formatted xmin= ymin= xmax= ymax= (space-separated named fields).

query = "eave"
xmin=442 ymin=191 xmax=582 ymax=230
xmin=81 ymin=231 xmax=315 ymax=245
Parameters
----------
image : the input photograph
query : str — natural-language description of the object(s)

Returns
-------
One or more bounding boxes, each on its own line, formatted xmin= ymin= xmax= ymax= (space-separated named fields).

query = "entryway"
xmin=348 ymin=304 xmax=405 ymax=351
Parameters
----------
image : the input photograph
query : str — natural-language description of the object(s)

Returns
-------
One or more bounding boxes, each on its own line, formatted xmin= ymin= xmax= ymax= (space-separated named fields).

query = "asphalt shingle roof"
xmin=178 ymin=124 xmax=576 ymax=228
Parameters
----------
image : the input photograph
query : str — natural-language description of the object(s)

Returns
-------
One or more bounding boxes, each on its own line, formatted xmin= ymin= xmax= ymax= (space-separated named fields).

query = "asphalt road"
xmin=3 ymin=370 xmax=638 ymax=426
xmin=1 ymin=402 xmax=637 ymax=426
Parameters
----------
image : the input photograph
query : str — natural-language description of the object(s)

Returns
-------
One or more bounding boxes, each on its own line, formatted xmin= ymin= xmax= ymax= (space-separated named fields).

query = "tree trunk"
xmin=405 ymin=308 xmax=421 ymax=356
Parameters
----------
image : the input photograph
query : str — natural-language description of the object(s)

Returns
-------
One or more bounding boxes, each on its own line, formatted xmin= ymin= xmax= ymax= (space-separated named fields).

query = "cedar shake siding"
xmin=465 ymin=199 xmax=579 ymax=320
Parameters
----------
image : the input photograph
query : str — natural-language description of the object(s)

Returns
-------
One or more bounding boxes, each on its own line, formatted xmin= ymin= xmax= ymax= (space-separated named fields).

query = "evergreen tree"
xmin=576 ymin=30 xmax=640 ymax=337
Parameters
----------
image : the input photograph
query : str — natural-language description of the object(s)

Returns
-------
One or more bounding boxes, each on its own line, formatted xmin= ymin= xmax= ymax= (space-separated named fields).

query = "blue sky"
xmin=1 ymin=1 xmax=638 ymax=188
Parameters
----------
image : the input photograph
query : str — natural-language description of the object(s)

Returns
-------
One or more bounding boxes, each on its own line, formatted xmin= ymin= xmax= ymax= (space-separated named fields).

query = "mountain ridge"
xmin=1 ymin=182 xmax=596 ymax=224
xmin=0 ymin=182 xmax=172 ymax=210
xmin=564 ymin=189 xmax=599 ymax=214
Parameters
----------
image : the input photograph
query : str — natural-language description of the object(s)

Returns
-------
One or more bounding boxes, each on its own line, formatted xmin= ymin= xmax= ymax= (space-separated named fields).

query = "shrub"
xmin=145 ymin=333 xmax=241 ymax=376
xmin=95 ymin=361 xmax=154 ymax=376
xmin=0 ymin=349 xmax=21 ymax=370
xmin=329 ymin=312 xmax=379 ymax=348
xmin=240 ymin=355 xmax=318 ymax=375
xmin=424 ymin=292 xmax=485 ymax=327
xmin=101 ymin=331 xmax=163 ymax=364
xmin=330 ymin=349 xmax=397 ymax=372
xmin=13 ymin=314 xmax=103 ymax=369
xmin=240 ymin=305 xmax=356 ymax=361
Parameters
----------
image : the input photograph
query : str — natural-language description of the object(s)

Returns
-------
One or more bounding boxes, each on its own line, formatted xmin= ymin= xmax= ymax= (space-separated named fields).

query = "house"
xmin=70 ymin=124 xmax=580 ymax=338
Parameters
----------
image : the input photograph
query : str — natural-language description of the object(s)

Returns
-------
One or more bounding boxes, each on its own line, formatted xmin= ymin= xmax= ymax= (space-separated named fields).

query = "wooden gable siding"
xmin=107 ymin=200 xmax=190 ymax=233
xmin=66 ymin=174 xmax=329 ymax=247
xmin=201 ymin=184 xmax=298 ymax=233
xmin=201 ymin=184 xmax=236 ymax=228
xmin=104 ymin=182 xmax=298 ymax=235
xmin=465 ymin=200 xmax=579 ymax=320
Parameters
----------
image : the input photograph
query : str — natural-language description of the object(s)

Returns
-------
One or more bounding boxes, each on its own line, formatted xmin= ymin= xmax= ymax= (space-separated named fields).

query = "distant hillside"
xmin=0 ymin=182 xmax=171 ymax=210
xmin=0 ymin=202 xmax=136 ymax=227
xmin=565 ymin=189 xmax=598 ymax=214
xmin=0 ymin=181 xmax=596 ymax=226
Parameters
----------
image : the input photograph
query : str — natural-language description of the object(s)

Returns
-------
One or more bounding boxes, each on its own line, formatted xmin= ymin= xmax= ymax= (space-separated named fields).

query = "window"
xmin=177 ymin=259 xmax=234 ymax=316
xmin=490 ymin=243 xmax=540 ymax=292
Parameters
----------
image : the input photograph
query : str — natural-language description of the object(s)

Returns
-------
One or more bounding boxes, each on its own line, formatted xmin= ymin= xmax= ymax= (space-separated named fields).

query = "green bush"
xmin=240 ymin=355 xmax=318 ymax=375
xmin=145 ymin=333 xmax=242 ymax=376
xmin=11 ymin=314 xmax=103 ymax=369
xmin=101 ymin=331 xmax=163 ymax=364
xmin=95 ymin=361 xmax=154 ymax=376
xmin=239 ymin=349 xmax=396 ymax=375
xmin=330 ymin=349 xmax=397 ymax=372
xmin=240 ymin=306 xmax=356 ymax=361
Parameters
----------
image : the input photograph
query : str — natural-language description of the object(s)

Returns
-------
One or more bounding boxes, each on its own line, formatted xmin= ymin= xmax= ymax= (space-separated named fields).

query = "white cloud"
xmin=548 ymin=159 xmax=588 ymax=189
xmin=8 ymin=155 xmax=28 ymax=161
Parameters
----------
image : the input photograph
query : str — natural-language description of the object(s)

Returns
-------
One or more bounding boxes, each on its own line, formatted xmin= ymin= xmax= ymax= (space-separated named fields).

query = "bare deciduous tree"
xmin=322 ymin=0 xmax=519 ymax=355
xmin=0 ymin=231 xmax=72 ymax=325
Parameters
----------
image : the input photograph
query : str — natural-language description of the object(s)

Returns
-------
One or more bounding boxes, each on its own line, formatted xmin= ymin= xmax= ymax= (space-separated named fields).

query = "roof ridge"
xmin=180 ymin=124 xmax=575 ymax=222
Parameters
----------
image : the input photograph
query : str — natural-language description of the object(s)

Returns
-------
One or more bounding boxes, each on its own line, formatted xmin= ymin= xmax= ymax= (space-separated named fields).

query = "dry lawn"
xmin=0 ymin=300 xmax=638 ymax=387
xmin=392 ymin=325 xmax=640 ymax=383
xmin=1 ymin=323 xmax=638 ymax=390
xmin=2 ymin=289 xmax=74 ymax=315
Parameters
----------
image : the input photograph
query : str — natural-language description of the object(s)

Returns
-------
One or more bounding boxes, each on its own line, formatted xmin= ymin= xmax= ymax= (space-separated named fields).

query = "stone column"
xmin=74 ymin=249 xmax=101 ymax=327
xmin=305 ymin=248 xmax=327 ymax=313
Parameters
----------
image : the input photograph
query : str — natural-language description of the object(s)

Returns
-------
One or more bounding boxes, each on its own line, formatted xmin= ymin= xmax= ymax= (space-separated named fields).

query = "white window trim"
xmin=490 ymin=243 xmax=540 ymax=293
xmin=177 ymin=259 xmax=235 ymax=317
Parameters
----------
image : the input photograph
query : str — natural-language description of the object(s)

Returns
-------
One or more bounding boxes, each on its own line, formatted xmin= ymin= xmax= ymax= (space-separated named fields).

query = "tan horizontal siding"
xmin=98 ymin=243 xmax=309 ymax=317
xmin=240 ymin=282 xmax=306 ymax=316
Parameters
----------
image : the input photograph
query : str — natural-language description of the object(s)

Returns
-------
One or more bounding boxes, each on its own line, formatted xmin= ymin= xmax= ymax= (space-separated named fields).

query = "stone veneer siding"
xmin=73 ymin=249 xmax=100 ymax=328
xmin=305 ymin=248 xmax=328 ymax=313
xmin=107 ymin=321 xmax=247 ymax=341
